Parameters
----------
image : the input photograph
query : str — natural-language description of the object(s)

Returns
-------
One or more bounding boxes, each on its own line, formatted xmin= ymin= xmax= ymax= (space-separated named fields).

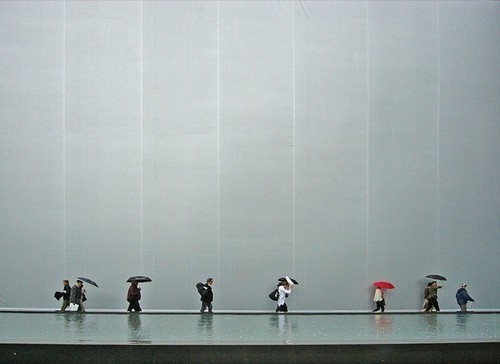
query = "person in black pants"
xmin=127 ymin=280 xmax=142 ymax=312
xmin=372 ymin=287 xmax=385 ymax=312
xmin=200 ymin=278 xmax=214 ymax=313
xmin=425 ymin=281 xmax=443 ymax=312
xmin=60 ymin=280 xmax=71 ymax=312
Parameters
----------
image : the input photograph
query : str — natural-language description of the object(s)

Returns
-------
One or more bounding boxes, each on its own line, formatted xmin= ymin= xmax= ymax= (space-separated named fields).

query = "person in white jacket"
xmin=276 ymin=276 xmax=294 ymax=313
xmin=372 ymin=287 xmax=385 ymax=312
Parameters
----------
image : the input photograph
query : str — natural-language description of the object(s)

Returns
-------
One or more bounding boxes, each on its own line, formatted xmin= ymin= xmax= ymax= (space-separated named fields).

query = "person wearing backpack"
xmin=276 ymin=276 xmax=294 ymax=313
xmin=199 ymin=278 xmax=214 ymax=313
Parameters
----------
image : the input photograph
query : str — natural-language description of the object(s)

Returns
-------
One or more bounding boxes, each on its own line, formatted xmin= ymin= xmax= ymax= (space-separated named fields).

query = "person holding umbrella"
xmin=425 ymin=281 xmax=443 ymax=312
xmin=371 ymin=281 xmax=394 ymax=313
xmin=372 ymin=287 xmax=385 ymax=312
xmin=127 ymin=280 xmax=142 ymax=312
xmin=276 ymin=276 xmax=294 ymax=313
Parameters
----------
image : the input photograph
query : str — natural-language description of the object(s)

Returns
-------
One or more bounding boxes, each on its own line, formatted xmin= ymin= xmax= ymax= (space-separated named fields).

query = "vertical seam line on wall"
xmin=436 ymin=2 xmax=441 ymax=270
xmin=140 ymin=1 xmax=145 ymax=272
xmin=292 ymin=1 xmax=297 ymax=276
xmin=366 ymin=1 xmax=370 ymax=290
xmin=63 ymin=0 xmax=67 ymax=276
xmin=217 ymin=1 xmax=221 ymax=283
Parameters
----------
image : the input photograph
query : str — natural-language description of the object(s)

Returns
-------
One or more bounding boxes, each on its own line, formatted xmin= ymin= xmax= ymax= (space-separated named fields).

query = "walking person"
xmin=425 ymin=281 xmax=443 ymax=312
xmin=422 ymin=282 xmax=433 ymax=311
xmin=456 ymin=283 xmax=474 ymax=312
xmin=276 ymin=276 xmax=294 ymax=313
xmin=127 ymin=280 xmax=142 ymax=312
xmin=372 ymin=286 xmax=385 ymax=312
xmin=200 ymin=278 xmax=214 ymax=313
xmin=69 ymin=280 xmax=84 ymax=312
xmin=60 ymin=280 xmax=71 ymax=312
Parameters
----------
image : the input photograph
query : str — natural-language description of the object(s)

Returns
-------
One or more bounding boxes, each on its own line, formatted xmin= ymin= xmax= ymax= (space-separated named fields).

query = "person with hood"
xmin=127 ymin=280 xmax=142 ymax=312
xmin=200 ymin=278 xmax=214 ymax=313
xmin=456 ymin=283 xmax=474 ymax=312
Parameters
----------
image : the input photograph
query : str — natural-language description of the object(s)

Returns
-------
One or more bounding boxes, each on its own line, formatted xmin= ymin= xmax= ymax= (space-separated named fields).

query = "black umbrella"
xmin=426 ymin=274 xmax=447 ymax=281
xmin=278 ymin=277 xmax=299 ymax=285
xmin=127 ymin=276 xmax=152 ymax=283
xmin=77 ymin=277 xmax=99 ymax=287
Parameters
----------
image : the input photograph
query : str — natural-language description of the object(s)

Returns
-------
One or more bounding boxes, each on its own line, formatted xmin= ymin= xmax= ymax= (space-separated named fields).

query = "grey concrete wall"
xmin=0 ymin=1 xmax=498 ymax=311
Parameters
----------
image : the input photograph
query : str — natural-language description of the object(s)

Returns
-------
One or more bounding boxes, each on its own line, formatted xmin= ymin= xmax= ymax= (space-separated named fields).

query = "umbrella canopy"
xmin=426 ymin=274 xmax=447 ymax=281
xmin=77 ymin=277 xmax=99 ymax=287
xmin=127 ymin=276 xmax=152 ymax=283
xmin=372 ymin=281 xmax=395 ymax=289
xmin=278 ymin=277 xmax=299 ymax=285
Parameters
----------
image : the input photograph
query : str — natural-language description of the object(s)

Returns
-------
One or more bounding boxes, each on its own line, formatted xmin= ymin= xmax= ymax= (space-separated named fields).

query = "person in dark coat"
xmin=456 ymin=283 xmax=474 ymax=312
xmin=127 ymin=281 xmax=142 ymax=312
xmin=69 ymin=280 xmax=84 ymax=312
xmin=425 ymin=281 xmax=443 ymax=312
xmin=200 ymin=278 xmax=214 ymax=313
xmin=60 ymin=280 xmax=71 ymax=312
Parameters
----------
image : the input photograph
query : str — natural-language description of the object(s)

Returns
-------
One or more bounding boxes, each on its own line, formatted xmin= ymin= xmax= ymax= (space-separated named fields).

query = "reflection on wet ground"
xmin=0 ymin=312 xmax=498 ymax=345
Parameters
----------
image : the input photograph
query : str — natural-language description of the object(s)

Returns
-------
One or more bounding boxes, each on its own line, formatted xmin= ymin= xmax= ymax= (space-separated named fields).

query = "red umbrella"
xmin=373 ymin=281 xmax=395 ymax=289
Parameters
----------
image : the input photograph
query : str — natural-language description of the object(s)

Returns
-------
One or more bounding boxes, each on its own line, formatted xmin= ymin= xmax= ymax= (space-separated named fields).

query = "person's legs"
xmin=422 ymin=299 xmax=428 ymax=311
xmin=133 ymin=300 xmax=142 ymax=312
xmin=425 ymin=298 xmax=435 ymax=312
xmin=276 ymin=303 xmax=288 ymax=313
xmin=460 ymin=304 xmax=467 ymax=312
xmin=201 ymin=301 xmax=208 ymax=313
xmin=434 ymin=300 xmax=440 ymax=312
xmin=128 ymin=299 xmax=142 ymax=312
xmin=61 ymin=300 xmax=70 ymax=312
xmin=207 ymin=302 xmax=213 ymax=313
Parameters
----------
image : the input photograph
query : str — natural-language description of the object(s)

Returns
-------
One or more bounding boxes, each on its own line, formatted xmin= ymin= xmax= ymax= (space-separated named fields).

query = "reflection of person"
xmin=425 ymin=281 xmax=443 ymax=312
xmin=455 ymin=283 xmax=474 ymax=312
xmin=276 ymin=276 xmax=294 ymax=313
xmin=69 ymin=280 xmax=84 ymax=312
xmin=60 ymin=280 xmax=71 ymax=312
xmin=372 ymin=287 xmax=385 ymax=312
xmin=200 ymin=278 xmax=214 ymax=313
xmin=197 ymin=313 xmax=214 ymax=340
xmin=127 ymin=313 xmax=142 ymax=343
xmin=127 ymin=281 xmax=142 ymax=312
